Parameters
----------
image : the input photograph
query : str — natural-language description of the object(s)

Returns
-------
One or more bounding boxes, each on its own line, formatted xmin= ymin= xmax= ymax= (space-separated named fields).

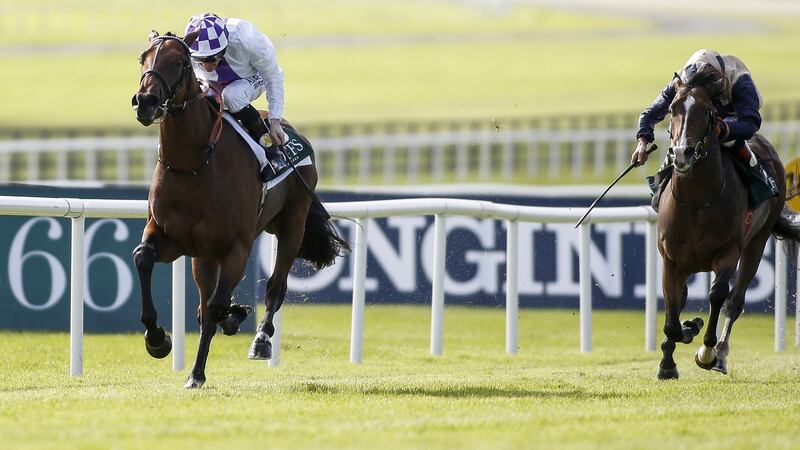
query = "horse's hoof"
xmin=248 ymin=332 xmax=272 ymax=360
xmin=144 ymin=327 xmax=172 ymax=359
xmin=184 ymin=375 xmax=205 ymax=389
xmin=682 ymin=318 xmax=703 ymax=336
xmin=206 ymin=301 xmax=229 ymax=323
xmin=711 ymin=359 xmax=728 ymax=375
xmin=229 ymin=303 xmax=254 ymax=321
xmin=657 ymin=365 xmax=679 ymax=380
xmin=694 ymin=348 xmax=718 ymax=370
xmin=219 ymin=304 xmax=254 ymax=336
xmin=220 ymin=315 xmax=240 ymax=336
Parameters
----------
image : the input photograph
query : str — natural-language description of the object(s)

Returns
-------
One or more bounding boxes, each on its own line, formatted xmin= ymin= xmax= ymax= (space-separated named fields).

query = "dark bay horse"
xmin=131 ymin=31 xmax=349 ymax=388
xmin=655 ymin=67 xmax=800 ymax=379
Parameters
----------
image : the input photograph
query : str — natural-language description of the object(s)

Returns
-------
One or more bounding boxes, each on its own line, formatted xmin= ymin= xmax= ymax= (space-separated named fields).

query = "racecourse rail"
xmin=0 ymin=195 xmax=797 ymax=377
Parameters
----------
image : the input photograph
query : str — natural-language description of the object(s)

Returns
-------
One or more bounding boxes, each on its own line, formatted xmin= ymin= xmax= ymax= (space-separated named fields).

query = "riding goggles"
xmin=193 ymin=50 xmax=225 ymax=64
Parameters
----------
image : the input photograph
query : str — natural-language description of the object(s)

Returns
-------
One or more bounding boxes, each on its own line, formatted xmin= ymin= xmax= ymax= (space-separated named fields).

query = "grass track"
xmin=1 ymin=305 xmax=799 ymax=449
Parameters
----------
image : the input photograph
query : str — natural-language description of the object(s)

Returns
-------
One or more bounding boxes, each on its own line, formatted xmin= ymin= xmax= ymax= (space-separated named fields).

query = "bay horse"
xmin=131 ymin=31 xmax=349 ymax=388
xmin=655 ymin=66 xmax=800 ymax=379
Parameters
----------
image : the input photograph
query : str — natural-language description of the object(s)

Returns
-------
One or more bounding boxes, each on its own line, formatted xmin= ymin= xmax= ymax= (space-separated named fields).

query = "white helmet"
xmin=679 ymin=49 xmax=723 ymax=83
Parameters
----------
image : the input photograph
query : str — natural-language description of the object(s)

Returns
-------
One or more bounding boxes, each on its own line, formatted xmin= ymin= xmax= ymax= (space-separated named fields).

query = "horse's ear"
xmin=183 ymin=30 xmax=200 ymax=48
xmin=148 ymin=30 xmax=160 ymax=42
xmin=672 ymin=72 xmax=683 ymax=89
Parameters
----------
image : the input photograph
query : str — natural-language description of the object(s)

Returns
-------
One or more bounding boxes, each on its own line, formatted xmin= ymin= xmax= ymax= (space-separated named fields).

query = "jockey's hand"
xmin=268 ymin=118 xmax=285 ymax=147
xmin=631 ymin=138 xmax=650 ymax=167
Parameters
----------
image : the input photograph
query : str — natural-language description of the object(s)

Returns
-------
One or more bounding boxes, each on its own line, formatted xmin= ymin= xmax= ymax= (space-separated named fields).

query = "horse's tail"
xmin=772 ymin=205 xmax=800 ymax=263
xmin=297 ymin=200 xmax=351 ymax=270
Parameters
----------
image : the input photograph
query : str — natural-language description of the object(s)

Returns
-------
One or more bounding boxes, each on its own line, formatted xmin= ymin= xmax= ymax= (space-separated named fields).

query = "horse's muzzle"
xmin=671 ymin=145 xmax=695 ymax=174
xmin=131 ymin=93 xmax=160 ymax=126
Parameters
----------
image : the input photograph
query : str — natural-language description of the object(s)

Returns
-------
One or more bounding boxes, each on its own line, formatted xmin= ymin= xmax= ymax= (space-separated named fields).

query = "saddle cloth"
xmin=221 ymin=112 xmax=312 ymax=190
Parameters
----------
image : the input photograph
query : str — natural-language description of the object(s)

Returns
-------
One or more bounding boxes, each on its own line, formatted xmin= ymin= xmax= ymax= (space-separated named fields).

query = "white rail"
xmin=0 ymin=195 xmax=795 ymax=377
xmin=2 ymin=121 xmax=799 ymax=185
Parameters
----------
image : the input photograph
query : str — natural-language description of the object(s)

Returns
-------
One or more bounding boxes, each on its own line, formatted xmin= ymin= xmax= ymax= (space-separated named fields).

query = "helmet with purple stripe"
xmin=186 ymin=13 xmax=229 ymax=58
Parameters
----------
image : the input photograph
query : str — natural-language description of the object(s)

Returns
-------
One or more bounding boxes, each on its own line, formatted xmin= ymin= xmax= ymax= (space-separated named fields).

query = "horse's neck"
xmin=673 ymin=145 xmax=725 ymax=204
xmin=159 ymin=84 xmax=215 ymax=163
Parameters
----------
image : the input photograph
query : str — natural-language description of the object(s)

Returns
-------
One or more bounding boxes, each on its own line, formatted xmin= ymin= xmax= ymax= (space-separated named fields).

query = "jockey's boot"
xmin=732 ymin=141 xmax=778 ymax=198
xmin=232 ymin=105 xmax=288 ymax=182
xmin=645 ymin=158 xmax=674 ymax=212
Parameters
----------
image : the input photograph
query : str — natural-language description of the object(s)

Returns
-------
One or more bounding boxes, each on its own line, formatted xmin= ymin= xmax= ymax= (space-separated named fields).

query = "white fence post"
xmin=775 ymin=240 xmax=787 ymax=352
xmin=579 ymin=224 xmax=592 ymax=352
xmin=505 ymin=220 xmax=519 ymax=355
xmin=645 ymin=221 xmax=657 ymax=351
xmin=350 ymin=218 xmax=368 ymax=363
xmin=70 ymin=216 xmax=85 ymax=377
xmin=171 ymin=256 xmax=185 ymax=371
xmin=431 ymin=214 xmax=446 ymax=356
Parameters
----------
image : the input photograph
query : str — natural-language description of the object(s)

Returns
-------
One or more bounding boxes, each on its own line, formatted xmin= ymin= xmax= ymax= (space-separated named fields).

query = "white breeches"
xmin=222 ymin=74 xmax=266 ymax=113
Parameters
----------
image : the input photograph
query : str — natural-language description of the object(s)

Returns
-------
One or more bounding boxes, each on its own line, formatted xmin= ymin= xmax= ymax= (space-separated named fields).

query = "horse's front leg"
xmin=186 ymin=246 xmax=251 ymax=389
xmin=695 ymin=252 xmax=738 ymax=370
xmin=133 ymin=219 xmax=181 ymax=359
xmin=658 ymin=259 xmax=701 ymax=379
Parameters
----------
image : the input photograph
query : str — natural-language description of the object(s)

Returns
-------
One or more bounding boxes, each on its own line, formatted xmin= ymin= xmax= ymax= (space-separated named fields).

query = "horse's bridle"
xmin=138 ymin=33 xmax=225 ymax=176
xmin=139 ymin=35 xmax=194 ymax=119
xmin=668 ymin=103 xmax=716 ymax=169
xmin=668 ymin=96 xmax=726 ymax=208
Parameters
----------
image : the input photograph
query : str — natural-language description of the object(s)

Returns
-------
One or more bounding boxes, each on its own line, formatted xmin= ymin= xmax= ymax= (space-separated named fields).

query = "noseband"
xmin=140 ymin=35 xmax=193 ymax=118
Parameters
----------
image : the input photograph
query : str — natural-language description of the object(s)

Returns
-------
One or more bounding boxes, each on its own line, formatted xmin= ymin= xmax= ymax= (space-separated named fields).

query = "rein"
xmin=157 ymin=97 xmax=224 ymax=176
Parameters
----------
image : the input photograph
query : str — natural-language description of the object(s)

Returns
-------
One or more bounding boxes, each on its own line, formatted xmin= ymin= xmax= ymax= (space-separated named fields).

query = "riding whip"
xmin=573 ymin=143 xmax=658 ymax=228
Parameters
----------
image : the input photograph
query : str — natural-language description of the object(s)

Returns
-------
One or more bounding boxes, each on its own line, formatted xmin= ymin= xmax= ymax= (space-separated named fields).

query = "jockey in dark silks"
xmin=631 ymin=49 xmax=773 ymax=211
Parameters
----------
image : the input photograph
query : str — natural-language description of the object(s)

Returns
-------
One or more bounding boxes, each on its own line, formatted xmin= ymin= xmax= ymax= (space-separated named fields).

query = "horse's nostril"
xmin=145 ymin=95 xmax=160 ymax=108
xmin=132 ymin=93 xmax=160 ymax=111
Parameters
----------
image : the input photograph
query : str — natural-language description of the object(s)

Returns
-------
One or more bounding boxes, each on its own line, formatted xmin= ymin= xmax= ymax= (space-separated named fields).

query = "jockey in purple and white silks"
xmin=185 ymin=13 xmax=287 ymax=181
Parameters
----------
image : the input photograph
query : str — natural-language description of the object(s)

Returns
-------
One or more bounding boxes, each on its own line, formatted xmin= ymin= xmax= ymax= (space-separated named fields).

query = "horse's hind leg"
xmin=695 ymin=250 xmax=738 ymax=370
xmin=249 ymin=214 xmax=308 ymax=360
xmin=713 ymin=232 xmax=772 ymax=375
xmin=133 ymin=220 xmax=181 ymax=359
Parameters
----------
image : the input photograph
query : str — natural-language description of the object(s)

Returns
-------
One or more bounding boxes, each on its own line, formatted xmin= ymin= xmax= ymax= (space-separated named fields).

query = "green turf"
xmin=3 ymin=2 xmax=800 ymax=129
xmin=1 ymin=305 xmax=798 ymax=449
